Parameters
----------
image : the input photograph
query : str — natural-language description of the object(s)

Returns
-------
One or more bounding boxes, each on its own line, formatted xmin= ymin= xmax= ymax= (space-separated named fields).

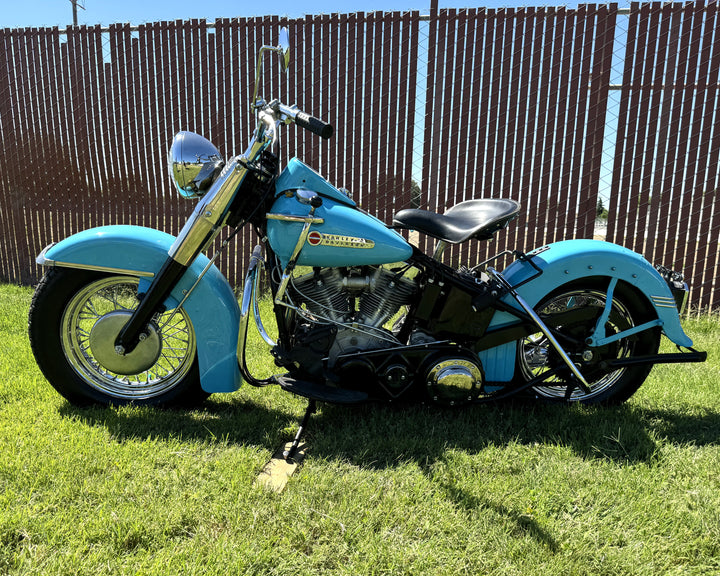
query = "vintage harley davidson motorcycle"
xmin=29 ymin=29 xmax=706 ymax=451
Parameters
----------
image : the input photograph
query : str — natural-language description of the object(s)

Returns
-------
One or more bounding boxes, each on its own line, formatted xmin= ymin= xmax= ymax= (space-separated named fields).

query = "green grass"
xmin=1 ymin=283 xmax=719 ymax=575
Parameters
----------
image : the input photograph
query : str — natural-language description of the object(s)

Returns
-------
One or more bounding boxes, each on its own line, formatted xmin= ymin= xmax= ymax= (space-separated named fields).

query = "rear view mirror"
xmin=252 ymin=27 xmax=291 ymax=109
xmin=279 ymin=27 xmax=290 ymax=72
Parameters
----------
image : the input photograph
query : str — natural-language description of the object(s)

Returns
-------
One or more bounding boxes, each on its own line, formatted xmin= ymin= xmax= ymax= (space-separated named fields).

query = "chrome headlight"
xmin=169 ymin=131 xmax=225 ymax=199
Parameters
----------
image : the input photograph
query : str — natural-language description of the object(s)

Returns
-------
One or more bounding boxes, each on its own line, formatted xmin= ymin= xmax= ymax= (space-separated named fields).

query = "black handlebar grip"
xmin=295 ymin=111 xmax=334 ymax=139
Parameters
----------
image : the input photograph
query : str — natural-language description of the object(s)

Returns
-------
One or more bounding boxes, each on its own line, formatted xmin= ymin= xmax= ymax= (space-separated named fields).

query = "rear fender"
xmin=480 ymin=240 xmax=693 ymax=382
xmin=38 ymin=225 xmax=241 ymax=393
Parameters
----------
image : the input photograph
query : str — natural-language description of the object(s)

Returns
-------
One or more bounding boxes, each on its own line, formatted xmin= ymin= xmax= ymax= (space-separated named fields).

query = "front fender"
xmin=38 ymin=225 xmax=241 ymax=394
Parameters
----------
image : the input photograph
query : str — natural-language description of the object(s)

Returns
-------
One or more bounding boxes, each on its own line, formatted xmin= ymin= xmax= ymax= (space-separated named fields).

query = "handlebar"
xmin=295 ymin=111 xmax=333 ymax=139
xmin=276 ymin=102 xmax=333 ymax=140
xmin=249 ymin=101 xmax=333 ymax=162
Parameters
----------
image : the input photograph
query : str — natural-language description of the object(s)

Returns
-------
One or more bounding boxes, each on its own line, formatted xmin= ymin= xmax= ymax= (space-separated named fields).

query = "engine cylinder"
xmin=290 ymin=268 xmax=350 ymax=322
xmin=290 ymin=266 xmax=416 ymax=329
xmin=356 ymin=269 xmax=416 ymax=327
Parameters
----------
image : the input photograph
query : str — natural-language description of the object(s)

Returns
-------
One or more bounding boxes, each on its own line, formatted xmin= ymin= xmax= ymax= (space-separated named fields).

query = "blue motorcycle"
xmin=29 ymin=29 xmax=706 ymax=445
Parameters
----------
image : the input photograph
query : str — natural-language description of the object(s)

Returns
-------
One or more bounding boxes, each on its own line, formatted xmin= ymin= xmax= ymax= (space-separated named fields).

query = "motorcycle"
xmin=29 ymin=28 xmax=706 ymax=456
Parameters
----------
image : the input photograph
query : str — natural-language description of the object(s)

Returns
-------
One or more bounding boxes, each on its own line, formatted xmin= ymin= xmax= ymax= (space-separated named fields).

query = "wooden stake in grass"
xmin=256 ymin=399 xmax=315 ymax=492
xmin=255 ymin=442 xmax=307 ymax=493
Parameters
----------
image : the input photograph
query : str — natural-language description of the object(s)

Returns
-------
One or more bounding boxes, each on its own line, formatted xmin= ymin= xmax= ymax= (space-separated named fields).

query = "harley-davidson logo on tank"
xmin=307 ymin=231 xmax=375 ymax=249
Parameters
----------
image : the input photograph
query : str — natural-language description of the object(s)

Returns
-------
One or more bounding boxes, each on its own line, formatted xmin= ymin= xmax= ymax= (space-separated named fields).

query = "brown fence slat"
xmin=10 ymin=29 xmax=32 ymax=283
xmin=0 ymin=28 xmax=21 ymax=282
xmin=342 ymin=12 xmax=356 ymax=193
xmin=443 ymin=9 xmax=465 ymax=267
xmin=327 ymin=13 xmax=340 ymax=189
xmin=684 ymin=4 xmax=716 ymax=302
xmin=22 ymin=29 xmax=45 ymax=270
xmin=400 ymin=11 xmax=419 ymax=218
xmin=579 ymin=5 xmax=615 ymax=239
xmin=552 ymin=9 xmax=575 ymax=243
xmin=350 ymin=13 xmax=364 ymax=218
xmin=537 ymin=9 xmax=562 ymax=244
xmin=369 ymin=12 xmax=384 ymax=220
xmin=629 ymin=5 xmax=658 ymax=253
xmin=503 ymin=8 xmax=530 ymax=258
xmin=419 ymin=3 xmax=439 ymax=257
xmin=516 ymin=9 xmax=543 ymax=253
xmin=663 ymin=5 xmax=694 ymax=271
xmin=378 ymin=12 xmax=397 ymax=226
xmin=437 ymin=8 xmax=454 ymax=216
xmin=646 ymin=6 xmax=683 ymax=265
xmin=681 ymin=3 xmax=710 ymax=301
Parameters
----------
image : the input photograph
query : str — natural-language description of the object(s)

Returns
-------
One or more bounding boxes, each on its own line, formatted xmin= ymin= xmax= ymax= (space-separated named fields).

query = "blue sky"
xmin=1 ymin=0 xmax=558 ymax=29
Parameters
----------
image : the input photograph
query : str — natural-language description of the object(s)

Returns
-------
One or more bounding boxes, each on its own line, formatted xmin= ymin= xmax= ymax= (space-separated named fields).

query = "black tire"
xmin=513 ymin=278 xmax=661 ymax=405
xmin=29 ymin=268 xmax=208 ymax=407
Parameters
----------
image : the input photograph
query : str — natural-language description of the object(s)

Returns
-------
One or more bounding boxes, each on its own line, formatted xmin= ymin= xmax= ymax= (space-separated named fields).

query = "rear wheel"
xmin=29 ymin=268 xmax=208 ymax=407
xmin=514 ymin=279 xmax=660 ymax=405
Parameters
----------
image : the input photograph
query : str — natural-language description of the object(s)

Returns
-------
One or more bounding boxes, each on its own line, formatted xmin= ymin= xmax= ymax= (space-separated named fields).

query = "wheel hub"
xmin=89 ymin=311 xmax=162 ymax=375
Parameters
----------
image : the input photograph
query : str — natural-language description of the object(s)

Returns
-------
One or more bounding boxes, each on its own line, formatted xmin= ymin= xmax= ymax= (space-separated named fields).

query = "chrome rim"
xmin=61 ymin=276 xmax=196 ymax=400
xmin=518 ymin=288 xmax=634 ymax=401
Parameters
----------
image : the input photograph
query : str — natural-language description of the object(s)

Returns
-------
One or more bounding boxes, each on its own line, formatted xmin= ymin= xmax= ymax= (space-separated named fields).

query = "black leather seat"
xmin=393 ymin=199 xmax=521 ymax=244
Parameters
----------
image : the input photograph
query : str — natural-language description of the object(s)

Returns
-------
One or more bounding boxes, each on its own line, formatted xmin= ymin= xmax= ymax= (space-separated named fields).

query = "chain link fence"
xmin=1 ymin=2 xmax=718 ymax=309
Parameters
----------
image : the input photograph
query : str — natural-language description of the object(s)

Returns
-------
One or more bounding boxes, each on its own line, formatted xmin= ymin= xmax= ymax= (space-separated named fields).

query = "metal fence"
xmin=1 ymin=2 xmax=718 ymax=309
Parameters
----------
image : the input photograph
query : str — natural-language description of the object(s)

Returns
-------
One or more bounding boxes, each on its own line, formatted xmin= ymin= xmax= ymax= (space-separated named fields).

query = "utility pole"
xmin=70 ymin=0 xmax=86 ymax=27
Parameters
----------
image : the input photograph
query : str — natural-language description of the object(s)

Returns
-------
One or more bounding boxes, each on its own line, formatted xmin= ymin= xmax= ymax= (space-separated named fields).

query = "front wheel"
xmin=514 ymin=279 xmax=661 ymax=405
xmin=29 ymin=268 xmax=208 ymax=407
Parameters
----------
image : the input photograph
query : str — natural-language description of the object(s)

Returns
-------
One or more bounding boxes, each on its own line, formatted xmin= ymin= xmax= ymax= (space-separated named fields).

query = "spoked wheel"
xmin=515 ymin=279 xmax=661 ymax=405
xmin=29 ymin=268 xmax=208 ymax=407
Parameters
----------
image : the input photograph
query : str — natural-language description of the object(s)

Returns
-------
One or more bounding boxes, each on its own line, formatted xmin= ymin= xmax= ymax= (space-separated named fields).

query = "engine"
xmin=283 ymin=266 xmax=417 ymax=375
xmin=281 ymin=264 xmax=485 ymax=405
xmin=289 ymin=266 xmax=417 ymax=329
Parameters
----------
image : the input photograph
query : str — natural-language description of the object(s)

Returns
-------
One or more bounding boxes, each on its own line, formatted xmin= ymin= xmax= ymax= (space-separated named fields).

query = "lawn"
xmin=1 ymin=282 xmax=718 ymax=575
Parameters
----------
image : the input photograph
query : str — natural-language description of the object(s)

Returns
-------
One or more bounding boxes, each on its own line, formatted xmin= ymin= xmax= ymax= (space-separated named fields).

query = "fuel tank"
xmin=267 ymin=160 xmax=413 ymax=268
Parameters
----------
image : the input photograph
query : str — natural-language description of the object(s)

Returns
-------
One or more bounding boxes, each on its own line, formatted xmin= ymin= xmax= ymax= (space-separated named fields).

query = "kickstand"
xmin=283 ymin=399 xmax=316 ymax=462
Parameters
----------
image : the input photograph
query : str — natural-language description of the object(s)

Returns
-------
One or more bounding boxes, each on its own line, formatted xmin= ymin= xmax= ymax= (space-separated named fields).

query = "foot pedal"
xmin=275 ymin=376 xmax=368 ymax=404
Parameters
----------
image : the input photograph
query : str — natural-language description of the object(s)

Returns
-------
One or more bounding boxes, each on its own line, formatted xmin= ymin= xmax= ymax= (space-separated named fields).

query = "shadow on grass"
xmin=438 ymin=480 xmax=560 ymax=552
xmin=308 ymin=401 xmax=720 ymax=551
xmin=57 ymin=394 xmax=719 ymax=555
xmin=307 ymin=400 xmax=720 ymax=467
xmin=57 ymin=394 xmax=302 ymax=451
xmin=59 ymin=393 xmax=720 ymax=467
